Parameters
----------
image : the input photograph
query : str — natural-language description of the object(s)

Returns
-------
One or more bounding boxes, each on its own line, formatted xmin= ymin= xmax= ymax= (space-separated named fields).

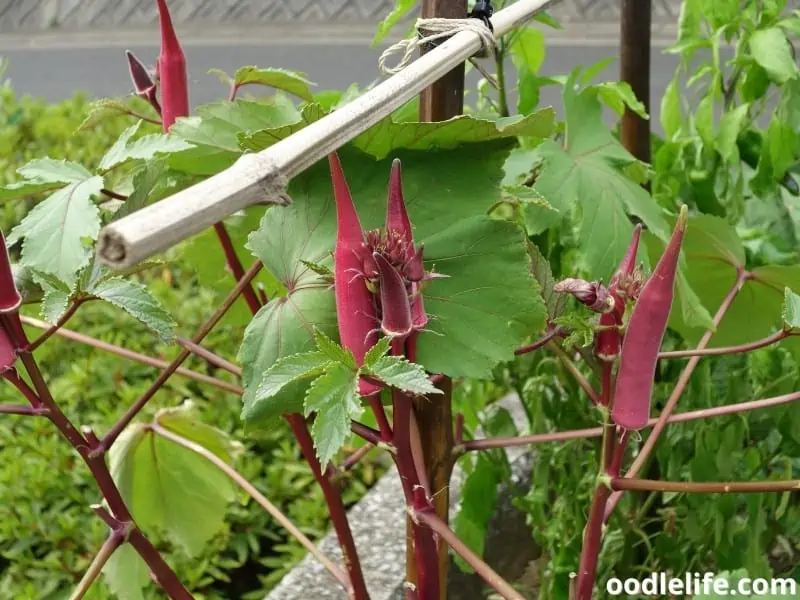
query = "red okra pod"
xmin=0 ymin=232 xmax=21 ymax=314
xmin=0 ymin=232 xmax=21 ymax=371
xmin=329 ymin=153 xmax=381 ymax=394
xmin=612 ymin=207 xmax=688 ymax=430
xmin=373 ymin=252 xmax=413 ymax=341
xmin=155 ymin=0 xmax=189 ymax=130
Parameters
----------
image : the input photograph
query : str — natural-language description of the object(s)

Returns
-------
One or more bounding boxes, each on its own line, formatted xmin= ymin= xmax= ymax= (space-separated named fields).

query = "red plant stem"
xmin=1 ymin=315 xmax=192 ymax=599
xmin=351 ymin=420 xmax=384 ymax=446
xmin=514 ymin=326 xmax=564 ymax=356
xmin=26 ymin=300 xmax=84 ymax=351
xmin=550 ymin=342 xmax=602 ymax=405
xmin=101 ymin=188 xmax=128 ymax=201
xmin=367 ymin=394 xmax=393 ymax=441
xmin=69 ymin=531 xmax=126 ymax=600
xmin=575 ymin=484 xmax=611 ymax=600
xmin=576 ymin=359 xmax=617 ymax=600
xmin=212 ymin=222 xmax=262 ymax=315
xmin=604 ymin=269 xmax=748 ymax=521
xmin=610 ymin=478 xmax=800 ymax=494
xmin=658 ymin=329 xmax=792 ymax=359
xmin=100 ymin=260 xmax=264 ymax=451
xmin=600 ymin=362 xmax=612 ymax=408
xmin=20 ymin=315 xmax=243 ymax=395
xmin=0 ymin=401 xmax=47 ymax=415
xmin=127 ymin=527 xmax=193 ymax=599
xmin=176 ymin=336 xmax=242 ymax=376
xmin=456 ymin=390 xmax=800 ymax=454
xmin=124 ymin=109 xmax=162 ymax=125
xmin=151 ymin=422 xmax=351 ymax=589
xmin=340 ymin=443 xmax=374 ymax=472
xmin=413 ymin=509 xmax=526 ymax=600
xmin=608 ymin=429 xmax=630 ymax=477
xmin=454 ymin=412 xmax=464 ymax=446
xmin=393 ymin=389 xmax=440 ymax=600
xmin=286 ymin=414 xmax=369 ymax=600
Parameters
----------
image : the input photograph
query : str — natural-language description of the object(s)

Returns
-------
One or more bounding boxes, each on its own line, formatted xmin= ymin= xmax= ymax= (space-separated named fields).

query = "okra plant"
xmin=1 ymin=0 xmax=798 ymax=598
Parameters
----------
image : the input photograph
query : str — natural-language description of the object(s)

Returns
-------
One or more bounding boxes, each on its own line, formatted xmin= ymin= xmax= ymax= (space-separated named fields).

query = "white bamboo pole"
xmin=97 ymin=0 xmax=559 ymax=269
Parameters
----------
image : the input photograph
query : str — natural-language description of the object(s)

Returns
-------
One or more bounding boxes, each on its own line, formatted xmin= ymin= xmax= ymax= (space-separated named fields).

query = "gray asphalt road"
xmin=0 ymin=38 xmax=682 ymax=129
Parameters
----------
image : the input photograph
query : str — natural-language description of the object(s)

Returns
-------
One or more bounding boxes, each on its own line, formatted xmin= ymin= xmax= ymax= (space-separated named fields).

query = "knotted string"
xmin=378 ymin=17 xmax=497 ymax=76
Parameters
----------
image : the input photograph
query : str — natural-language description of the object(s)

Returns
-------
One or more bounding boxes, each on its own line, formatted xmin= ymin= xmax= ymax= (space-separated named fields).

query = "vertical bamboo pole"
xmin=411 ymin=0 xmax=466 ymax=596
xmin=619 ymin=0 xmax=651 ymax=167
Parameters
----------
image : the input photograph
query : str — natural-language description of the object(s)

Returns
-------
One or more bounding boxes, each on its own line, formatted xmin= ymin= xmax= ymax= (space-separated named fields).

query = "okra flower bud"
xmin=374 ymin=252 xmax=413 ymax=341
xmin=553 ymin=278 xmax=614 ymax=314
xmin=125 ymin=50 xmax=161 ymax=114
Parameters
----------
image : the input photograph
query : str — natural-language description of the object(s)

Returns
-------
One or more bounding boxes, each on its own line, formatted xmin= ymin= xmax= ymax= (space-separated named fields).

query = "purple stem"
xmin=456 ymin=390 xmax=800 ymax=454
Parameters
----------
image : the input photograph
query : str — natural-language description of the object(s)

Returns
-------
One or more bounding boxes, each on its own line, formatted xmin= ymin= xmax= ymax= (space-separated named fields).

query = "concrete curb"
xmin=265 ymin=393 xmax=535 ymax=600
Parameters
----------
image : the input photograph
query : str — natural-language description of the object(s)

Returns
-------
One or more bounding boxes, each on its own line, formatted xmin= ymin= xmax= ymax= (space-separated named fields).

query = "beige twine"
xmin=378 ymin=17 xmax=497 ymax=76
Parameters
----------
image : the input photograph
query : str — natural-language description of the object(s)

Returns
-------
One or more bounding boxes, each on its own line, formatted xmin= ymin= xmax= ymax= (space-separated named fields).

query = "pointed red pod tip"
xmin=612 ymin=206 xmax=689 ymax=430
xmin=155 ymin=0 xmax=189 ymax=130
xmin=386 ymin=158 xmax=412 ymax=239
xmin=156 ymin=0 xmax=182 ymax=53
xmin=374 ymin=253 xmax=413 ymax=339
xmin=0 ymin=232 xmax=21 ymax=314
xmin=330 ymin=153 xmax=366 ymax=247
xmin=615 ymin=223 xmax=643 ymax=282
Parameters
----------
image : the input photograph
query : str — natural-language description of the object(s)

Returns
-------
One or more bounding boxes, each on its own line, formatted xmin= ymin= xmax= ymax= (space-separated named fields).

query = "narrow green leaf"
xmin=695 ymin=93 xmax=715 ymax=144
xmin=367 ymin=355 xmax=441 ymax=395
xmin=783 ymin=287 xmax=800 ymax=329
xmin=114 ymin=160 xmax=166 ymax=220
xmin=79 ymin=98 xmax=140 ymax=130
xmin=510 ymin=28 xmax=546 ymax=75
xmin=363 ymin=336 xmax=392 ymax=368
xmin=716 ymin=104 xmax=750 ymax=162
xmin=749 ymin=27 xmax=799 ymax=84
xmin=314 ymin=329 xmax=358 ymax=369
xmin=660 ymin=79 xmax=683 ymax=139
xmin=453 ymin=456 xmax=500 ymax=573
xmin=89 ymin=277 xmax=176 ymax=341
xmin=528 ymin=242 xmax=566 ymax=320
xmin=372 ymin=0 xmax=417 ymax=45
xmin=7 ymin=176 xmax=103 ymax=287
xmin=595 ymin=81 xmax=648 ymax=119
xmin=254 ymin=351 xmax=331 ymax=401
xmin=230 ymin=66 xmax=316 ymax=101
xmin=304 ymin=363 xmax=362 ymax=467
